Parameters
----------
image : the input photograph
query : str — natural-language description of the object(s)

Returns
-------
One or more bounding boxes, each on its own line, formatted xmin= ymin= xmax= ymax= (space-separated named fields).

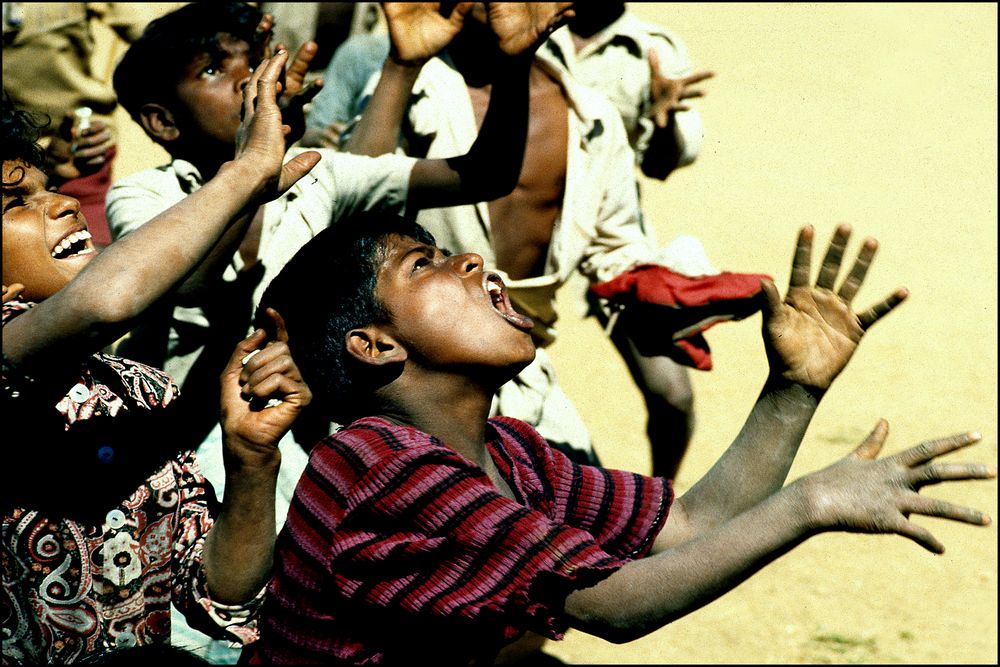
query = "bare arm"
xmin=203 ymin=309 xmax=312 ymax=603
xmin=345 ymin=2 xmax=574 ymax=208
xmin=565 ymin=424 xmax=994 ymax=643
xmin=657 ymin=225 xmax=909 ymax=548
xmin=3 ymin=52 xmax=320 ymax=372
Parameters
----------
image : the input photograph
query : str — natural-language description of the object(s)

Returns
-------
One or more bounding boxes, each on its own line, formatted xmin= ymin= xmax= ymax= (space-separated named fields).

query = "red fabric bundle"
xmin=591 ymin=264 xmax=772 ymax=370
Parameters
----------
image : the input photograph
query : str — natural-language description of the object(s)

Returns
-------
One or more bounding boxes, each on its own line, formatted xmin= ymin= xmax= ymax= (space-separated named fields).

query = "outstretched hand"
xmin=234 ymin=50 xmax=321 ymax=200
xmin=647 ymin=50 xmax=714 ymax=128
xmin=760 ymin=225 xmax=908 ymax=392
xmin=797 ymin=420 xmax=995 ymax=553
xmin=253 ymin=13 xmax=324 ymax=146
xmin=220 ymin=308 xmax=312 ymax=462
xmin=485 ymin=2 xmax=576 ymax=58
xmin=383 ymin=2 xmax=475 ymax=65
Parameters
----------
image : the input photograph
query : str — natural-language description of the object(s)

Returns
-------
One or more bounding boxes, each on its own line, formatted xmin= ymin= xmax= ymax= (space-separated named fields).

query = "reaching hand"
xmin=383 ymin=2 xmax=475 ymax=65
xmin=252 ymin=13 xmax=323 ymax=146
xmin=485 ymin=3 xmax=576 ymax=58
xmin=760 ymin=225 xmax=908 ymax=391
xmin=647 ymin=51 xmax=714 ymax=128
xmin=220 ymin=308 xmax=312 ymax=461
xmin=233 ymin=50 xmax=321 ymax=200
xmin=795 ymin=419 xmax=995 ymax=553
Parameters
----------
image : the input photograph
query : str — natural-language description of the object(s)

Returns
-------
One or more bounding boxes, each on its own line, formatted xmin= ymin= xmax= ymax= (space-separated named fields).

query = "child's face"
xmin=173 ymin=34 xmax=255 ymax=148
xmin=2 ymin=161 xmax=97 ymax=301
xmin=374 ymin=234 xmax=537 ymax=375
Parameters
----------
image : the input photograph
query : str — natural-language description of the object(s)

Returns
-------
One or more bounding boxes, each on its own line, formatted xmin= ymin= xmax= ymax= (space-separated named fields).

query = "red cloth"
xmin=57 ymin=146 xmax=116 ymax=247
xmin=591 ymin=264 xmax=772 ymax=370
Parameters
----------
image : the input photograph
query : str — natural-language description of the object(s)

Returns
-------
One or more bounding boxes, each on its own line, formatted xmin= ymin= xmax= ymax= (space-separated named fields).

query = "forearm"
xmin=202 ymin=447 xmax=280 ymax=604
xmin=173 ymin=206 xmax=262 ymax=302
xmin=342 ymin=58 xmax=421 ymax=157
xmin=407 ymin=56 xmax=531 ymax=209
xmin=566 ymin=487 xmax=812 ymax=643
xmin=666 ymin=379 xmax=820 ymax=545
xmin=4 ymin=160 xmax=265 ymax=367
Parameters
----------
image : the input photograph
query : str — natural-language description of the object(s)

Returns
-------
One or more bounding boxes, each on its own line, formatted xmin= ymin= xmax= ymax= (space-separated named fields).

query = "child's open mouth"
xmin=51 ymin=229 xmax=95 ymax=260
xmin=485 ymin=273 xmax=534 ymax=332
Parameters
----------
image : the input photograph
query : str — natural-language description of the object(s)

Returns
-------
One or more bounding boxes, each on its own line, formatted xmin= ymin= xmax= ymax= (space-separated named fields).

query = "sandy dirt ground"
xmin=103 ymin=3 xmax=996 ymax=664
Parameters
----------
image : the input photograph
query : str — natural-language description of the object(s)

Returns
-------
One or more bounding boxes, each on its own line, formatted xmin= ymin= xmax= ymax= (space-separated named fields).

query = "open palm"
xmin=761 ymin=225 xmax=908 ymax=390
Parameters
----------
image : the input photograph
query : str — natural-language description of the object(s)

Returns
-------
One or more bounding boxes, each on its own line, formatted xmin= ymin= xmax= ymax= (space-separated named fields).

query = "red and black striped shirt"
xmin=245 ymin=416 xmax=672 ymax=665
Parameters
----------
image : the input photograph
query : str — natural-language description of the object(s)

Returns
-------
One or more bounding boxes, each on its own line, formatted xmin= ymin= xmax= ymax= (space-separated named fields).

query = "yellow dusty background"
xmin=102 ymin=3 xmax=996 ymax=664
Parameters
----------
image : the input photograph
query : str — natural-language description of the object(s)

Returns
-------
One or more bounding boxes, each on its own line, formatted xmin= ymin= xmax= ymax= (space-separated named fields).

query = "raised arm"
xmin=343 ymin=2 xmax=574 ymax=208
xmin=660 ymin=225 xmax=909 ymax=547
xmin=564 ymin=422 xmax=993 ymax=643
xmin=3 ymin=52 xmax=320 ymax=371
xmin=408 ymin=2 xmax=575 ymax=208
xmin=202 ymin=308 xmax=312 ymax=603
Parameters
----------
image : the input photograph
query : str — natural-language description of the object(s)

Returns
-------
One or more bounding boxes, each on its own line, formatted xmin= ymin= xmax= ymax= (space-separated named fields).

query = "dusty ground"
xmin=104 ymin=4 xmax=996 ymax=664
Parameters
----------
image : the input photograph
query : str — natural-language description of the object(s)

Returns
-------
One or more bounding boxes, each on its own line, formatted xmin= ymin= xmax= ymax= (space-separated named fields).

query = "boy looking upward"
xmin=243 ymin=214 xmax=994 ymax=665
xmin=105 ymin=1 xmax=572 ymax=448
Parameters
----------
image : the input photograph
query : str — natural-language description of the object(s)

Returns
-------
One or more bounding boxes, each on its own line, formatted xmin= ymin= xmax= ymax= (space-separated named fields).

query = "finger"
xmin=895 ymin=431 xmax=983 ymax=467
xmin=678 ymin=90 xmax=705 ymax=100
xmin=648 ymin=49 xmax=662 ymax=78
xmin=835 ymin=237 xmax=877 ymax=302
xmin=900 ymin=494 xmax=992 ymax=526
xmin=849 ymin=418 xmax=889 ymax=460
xmin=815 ymin=224 xmax=851 ymax=290
xmin=240 ymin=340 xmax=291 ymax=379
xmin=243 ymin=356 xmax=296 ymax=396
xmin=909 ymin=462 xmax=998 ymax=489
xmin=759 ymin=279 xmax=784 ymax=320
xmin=264 ymin=307 xmax=290 ymax=343
xmin=856 ymin=287 xmax=908 ymax=330
xmin=895 ymin=519 xmax=945 ymax=554
xmin=683 ymin=70 xmax=716 ymax=85
xmin=243 ymin=368 xmax=299 ymax=402
xmin=225 ymin=328 xmax=268 ymax=377
xmin=789 ymin=225 xmax=815 ymax=288
xmin=672 ymin=104 xmax=690 ymax=113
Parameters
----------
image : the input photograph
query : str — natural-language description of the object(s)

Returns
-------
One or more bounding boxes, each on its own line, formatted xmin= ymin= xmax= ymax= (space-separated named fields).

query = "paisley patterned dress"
xmin=2 ymin=301 xmax=261 ymax=664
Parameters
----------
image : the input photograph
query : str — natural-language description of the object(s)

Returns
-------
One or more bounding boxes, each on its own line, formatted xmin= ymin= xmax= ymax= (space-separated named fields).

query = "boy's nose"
xmin=453 ymin=253 xmax=484 ymax=274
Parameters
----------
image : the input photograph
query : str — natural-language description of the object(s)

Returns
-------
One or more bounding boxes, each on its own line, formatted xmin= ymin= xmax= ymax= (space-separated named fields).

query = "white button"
xmin=69 ymin=384 xmax=90 ymax=402
xmin=115 ymin=631 xmax=136 ymax=647
xmin=105 ymin=509 xmax=126 ymax=530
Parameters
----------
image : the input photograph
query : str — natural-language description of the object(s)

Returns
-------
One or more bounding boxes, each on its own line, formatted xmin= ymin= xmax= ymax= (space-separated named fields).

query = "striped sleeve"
xmin=490 ymin=417 xmax=672 ymax=562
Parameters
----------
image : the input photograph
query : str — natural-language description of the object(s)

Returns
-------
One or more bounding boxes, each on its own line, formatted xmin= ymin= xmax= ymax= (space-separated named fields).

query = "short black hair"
xmin=2 ymin=90 xmax=47 ymax=171
xmin=255 ymin=213 xmax=437 ymax=423
xmin=113 ymin=1 xmax=263 ymax=124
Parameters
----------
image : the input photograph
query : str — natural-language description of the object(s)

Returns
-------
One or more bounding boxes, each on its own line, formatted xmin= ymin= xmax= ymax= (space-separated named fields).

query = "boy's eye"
xmin=200 ymin=65 xmax=219 ymax=78
xmin=412 ymin=257 xmax=430 ymax=272
xmin=3 ymin=196 xmax=25 ymax=213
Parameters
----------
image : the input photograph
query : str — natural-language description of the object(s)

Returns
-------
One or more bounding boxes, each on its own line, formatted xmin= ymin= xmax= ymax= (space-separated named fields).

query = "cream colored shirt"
xmin=105 ymin=148 xmax=416 ymax=387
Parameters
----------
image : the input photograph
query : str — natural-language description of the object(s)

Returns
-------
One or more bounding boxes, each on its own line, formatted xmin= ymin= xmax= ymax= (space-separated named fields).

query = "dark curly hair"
xmin=255 ymin=213 xmax=437 ymax=424
xmin=2 ymin=89 xmax=48 ymax=173
xmin=113 ymin=1 xmax=263 ymax=128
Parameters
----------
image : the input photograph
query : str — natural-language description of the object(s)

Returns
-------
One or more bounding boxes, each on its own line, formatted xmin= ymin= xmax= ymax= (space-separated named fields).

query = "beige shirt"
xmin=105 ymin=148 xmax=417 ymax=388
xmin=544 ymin=15 xmax=705 ymax=168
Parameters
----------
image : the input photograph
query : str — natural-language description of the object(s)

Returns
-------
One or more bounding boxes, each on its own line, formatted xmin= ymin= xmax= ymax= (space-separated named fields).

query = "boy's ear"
xmin=346 ymin=326 xmax=408 ymax=367
xmin=139 ymin=103 xmax=180 ymax=143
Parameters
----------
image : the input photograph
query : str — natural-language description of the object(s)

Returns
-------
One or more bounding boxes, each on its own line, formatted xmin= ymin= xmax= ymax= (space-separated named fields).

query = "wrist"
xmin=763 ymin=374 xmax=826 ymax=404
xmin=386 ymin=52 xmax=428 ymax=71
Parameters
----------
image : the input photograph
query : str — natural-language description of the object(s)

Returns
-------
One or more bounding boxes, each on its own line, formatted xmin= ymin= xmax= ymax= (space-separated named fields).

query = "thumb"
xmin=851 ymin=419 xmax=889 ymax=460
xmin=277 ymin=150 xmax=322 ymax=194
xmin=759 ymin=279 xmax=783 ymax=320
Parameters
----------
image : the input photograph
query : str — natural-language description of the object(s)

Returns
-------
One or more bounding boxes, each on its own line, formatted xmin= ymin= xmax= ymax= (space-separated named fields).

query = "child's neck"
xmin=377 ymin=374 xmax=495 ymax=468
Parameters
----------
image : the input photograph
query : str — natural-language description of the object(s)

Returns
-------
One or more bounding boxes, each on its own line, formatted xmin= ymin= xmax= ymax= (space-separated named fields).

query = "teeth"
xmin=51 ymin=230 xmax=93 ymax=258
